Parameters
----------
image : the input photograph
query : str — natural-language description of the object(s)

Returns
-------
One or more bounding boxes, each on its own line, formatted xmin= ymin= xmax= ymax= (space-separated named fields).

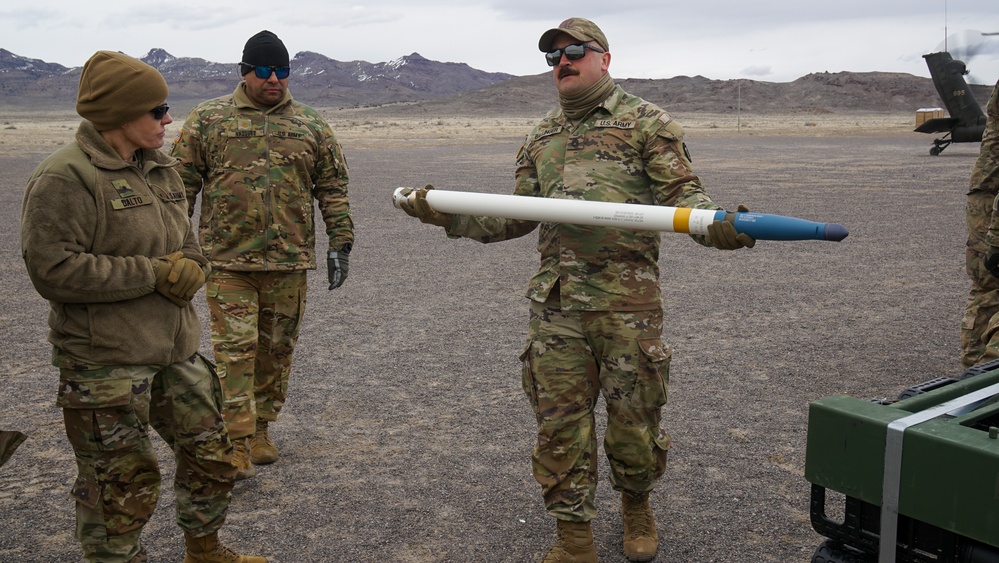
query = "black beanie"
xmin=242 ymin=30 xmax=289 ymax=67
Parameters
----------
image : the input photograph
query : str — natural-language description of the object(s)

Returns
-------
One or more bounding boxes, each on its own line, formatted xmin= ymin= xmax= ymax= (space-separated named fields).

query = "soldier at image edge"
xmin=170 ymin=30 xmax=353 ymax=481
xmin=398 ymin=17 xmax=755 ymax=563
xmin=20 ymin=50 xmax=266 ymax=562
xmin=971 ymin=80 xmax=999 ymax=367
xmin=0 ymin=430 xmax=26 ymax=469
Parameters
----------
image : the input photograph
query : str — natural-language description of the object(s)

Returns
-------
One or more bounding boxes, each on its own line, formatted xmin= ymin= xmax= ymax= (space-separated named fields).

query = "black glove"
xmin=328 ymin=245 xmax=351 ymax=290
xmin=707 ymin=204 xmax=756 ymax=250
xmin=986 ymin=247 xmax=999 ymax=278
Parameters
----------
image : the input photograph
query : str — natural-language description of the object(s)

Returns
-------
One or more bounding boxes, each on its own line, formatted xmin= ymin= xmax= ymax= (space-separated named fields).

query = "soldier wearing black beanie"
xmin=241 ymin=30 xmax=289 ymax=73
xmin=171 ymin=28 xmax=353 ymax=485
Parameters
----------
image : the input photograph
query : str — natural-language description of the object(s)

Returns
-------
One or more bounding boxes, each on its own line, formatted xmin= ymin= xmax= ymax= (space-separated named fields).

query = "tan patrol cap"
xmin=538 ymin=17 xmax=609 ymax=52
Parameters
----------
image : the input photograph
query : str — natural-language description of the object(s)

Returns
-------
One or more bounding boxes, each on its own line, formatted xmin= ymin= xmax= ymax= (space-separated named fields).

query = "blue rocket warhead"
xmin=719 ymin=211 xmax=848 ymax=241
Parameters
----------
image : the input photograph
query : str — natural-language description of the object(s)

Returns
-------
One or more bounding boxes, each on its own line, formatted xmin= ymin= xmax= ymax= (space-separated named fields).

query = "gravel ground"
xmin=0 ymin=127 xmax=978 ymax=562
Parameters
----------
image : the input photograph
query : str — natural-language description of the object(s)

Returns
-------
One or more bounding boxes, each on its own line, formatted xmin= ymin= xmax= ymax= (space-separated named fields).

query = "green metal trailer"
xmin=805 ymin=361 xmax=999 ymax=562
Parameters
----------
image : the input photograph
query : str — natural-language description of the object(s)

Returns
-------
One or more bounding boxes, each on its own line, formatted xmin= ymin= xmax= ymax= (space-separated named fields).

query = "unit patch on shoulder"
xmin=656 ymin=114 xmax=685 ymax=142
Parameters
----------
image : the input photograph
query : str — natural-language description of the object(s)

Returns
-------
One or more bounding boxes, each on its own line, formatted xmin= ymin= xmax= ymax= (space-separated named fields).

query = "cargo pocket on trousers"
xmin=196 ymin=352 xmax=226 ymax=412
xmin=637 ymin=339 xmax=673 ymax=475
xmin=630 ymin=338 xmax=671 ymax=409
xmin=70 ymin=475 xmax=101 ymax=511
xmin=205 ymin=282 xmax=225 ymax=335
xmin=963 ymin=303 xmax=978 ymax=331
xmin=57 ymin=375 xmax=136 ymax=453
xmin=519 ymin=338 xmax=540 ymax=419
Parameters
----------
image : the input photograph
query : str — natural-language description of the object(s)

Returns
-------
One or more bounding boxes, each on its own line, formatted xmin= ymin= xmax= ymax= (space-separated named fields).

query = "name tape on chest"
xmin=534 ymin=126 xmax=561 ymax=141
xmin=111 ymin=194 xmax=152 ymax=210
xmin=110 ymin=179 xmax=152 ymax=210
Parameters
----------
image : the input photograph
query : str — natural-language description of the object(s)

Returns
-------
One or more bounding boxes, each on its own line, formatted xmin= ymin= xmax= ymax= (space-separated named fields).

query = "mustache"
xmin=558 ymin=67 xmax=579 ymax=79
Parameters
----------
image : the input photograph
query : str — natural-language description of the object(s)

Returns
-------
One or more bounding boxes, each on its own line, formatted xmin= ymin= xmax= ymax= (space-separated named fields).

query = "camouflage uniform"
xmin=448 ymin=84 xmax=723 ymax=520
xmin=171 ymin=82 xmax=351 ymax=439
xmin=21 ymin=121 xmax=234 ymax=561
xmin=964 ymin=80 xmax=999 ymax=368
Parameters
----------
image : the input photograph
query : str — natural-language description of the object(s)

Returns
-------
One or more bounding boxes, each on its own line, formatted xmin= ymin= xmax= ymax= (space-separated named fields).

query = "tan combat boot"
xmin=621 ymin=492 xmax=658 ymax=562
xmin=249 ymin=420 xmax=278 ymax=465
xmin=232 ymin=438 xmax=256 ymax=480
xmin=541 ymin=519 xmax=597 ymax=563
xmin=183 ymin=531 xmax=267 ymax=563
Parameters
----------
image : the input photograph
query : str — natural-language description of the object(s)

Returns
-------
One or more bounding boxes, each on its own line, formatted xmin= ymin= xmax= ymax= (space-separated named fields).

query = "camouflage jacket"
xmin=975 ymin=81 xmax=999 ymax=247
xmin=21 ymin=121 xmax=207 ymax=368
xmin=449 ymin=84 xmax=721 ymax=311
xmin=171 ymin=83 xmax=352 ymax=271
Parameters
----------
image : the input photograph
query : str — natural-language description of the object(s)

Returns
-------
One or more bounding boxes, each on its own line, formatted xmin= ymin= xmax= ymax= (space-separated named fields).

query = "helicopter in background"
xmin=915 ymin=50 xmax=987 ymax=155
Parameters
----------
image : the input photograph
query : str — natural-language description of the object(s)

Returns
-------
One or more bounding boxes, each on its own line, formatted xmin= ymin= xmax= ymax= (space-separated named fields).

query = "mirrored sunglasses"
xmin=241 ymin=63 xmax=291 ymax=79
xmin=149 ymin=104 xmax=170 ymax=120
xmin=545 ymin=43 xmax=604 ymax=67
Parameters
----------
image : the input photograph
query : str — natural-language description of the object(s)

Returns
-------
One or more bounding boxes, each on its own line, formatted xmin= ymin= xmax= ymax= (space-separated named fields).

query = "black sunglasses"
xmin=149 ymin=104 xmax=170 ymax=120
xmin=240 ymin=63 xmax=291 ymax=79
xmin=545 ymin=43 xmax=604 ymax=67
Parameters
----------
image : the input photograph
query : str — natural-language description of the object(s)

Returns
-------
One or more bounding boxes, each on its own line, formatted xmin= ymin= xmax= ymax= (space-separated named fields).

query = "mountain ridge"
xmin=0 ymin=47 xmax=517 ymax=109
xmin=0 ymin=47 xmax=992 ymax=117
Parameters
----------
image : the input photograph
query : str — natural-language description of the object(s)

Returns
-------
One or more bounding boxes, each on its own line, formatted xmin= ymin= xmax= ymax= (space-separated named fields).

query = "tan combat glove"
xmin=399 ymin=184 xmax=453 ymax=228
xmin=707 ymin=204 xmax=756 ymax=250
xmin=151 ymin=252 xmax=189 ymax=307
xmin=167 ymin=257 xmax=206 ymax=301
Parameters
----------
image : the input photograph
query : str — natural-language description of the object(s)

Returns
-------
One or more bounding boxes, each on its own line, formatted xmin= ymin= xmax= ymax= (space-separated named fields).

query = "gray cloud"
xmin=741 ymin=65 xmax=774 ymax=77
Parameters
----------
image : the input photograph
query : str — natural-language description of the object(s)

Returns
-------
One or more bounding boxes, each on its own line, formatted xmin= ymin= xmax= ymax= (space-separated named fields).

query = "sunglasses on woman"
xmin=240 ymin=63 xmax=291 ymax=79
xmin=149 ymin=104 xmax=170 ymax=120
xmin=545 ymin=43 xmax=605 ymax=67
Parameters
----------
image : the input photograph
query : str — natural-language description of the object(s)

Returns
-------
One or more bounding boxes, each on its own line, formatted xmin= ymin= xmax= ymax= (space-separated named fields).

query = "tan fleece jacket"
xmin=21 ymin=121 xmax=209 ymax=367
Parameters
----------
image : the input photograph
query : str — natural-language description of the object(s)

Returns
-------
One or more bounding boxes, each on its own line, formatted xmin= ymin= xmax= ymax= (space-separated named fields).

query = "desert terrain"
xmin=0 ymin=106 xmax=979 ymax=562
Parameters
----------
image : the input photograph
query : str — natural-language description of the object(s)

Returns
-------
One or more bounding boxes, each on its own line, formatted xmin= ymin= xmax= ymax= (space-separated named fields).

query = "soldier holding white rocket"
xmin=397 ymin=17 xmax=755 ymax=563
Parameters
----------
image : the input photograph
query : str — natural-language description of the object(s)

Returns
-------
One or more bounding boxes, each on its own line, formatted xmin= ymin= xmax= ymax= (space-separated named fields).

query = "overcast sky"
xmin=2 ymin=1 xmax=998 ymax=85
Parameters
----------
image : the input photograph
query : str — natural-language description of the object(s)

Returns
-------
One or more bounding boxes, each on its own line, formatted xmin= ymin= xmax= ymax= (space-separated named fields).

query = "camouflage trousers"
xmin=521 ymin=294 xmax=672 ymax=521
xmin=57 ymin=353 xmax=235 ymax=562
xmin=962 ymin=190 xmax=999 ymax=369
xmin=206 ymin=270 xmax=307 ymax=439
